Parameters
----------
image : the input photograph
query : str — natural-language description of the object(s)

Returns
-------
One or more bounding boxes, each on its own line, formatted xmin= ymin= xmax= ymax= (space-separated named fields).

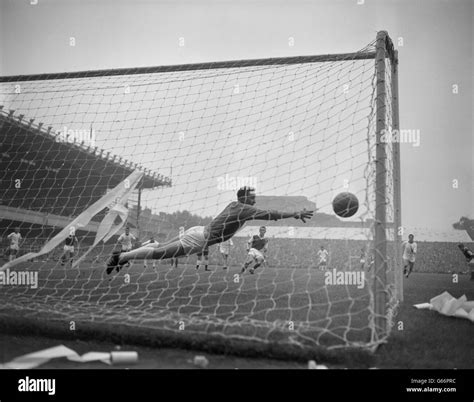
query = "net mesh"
xmin=0 ymin=37 xmax=399 ymax=352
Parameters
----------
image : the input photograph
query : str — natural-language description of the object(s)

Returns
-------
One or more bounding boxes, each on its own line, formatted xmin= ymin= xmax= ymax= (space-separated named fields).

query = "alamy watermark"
xmin=380 ymin=128 xmax=421 ymax=147
xmin=325 ymin=268 xmax=365 ymax=289
xmin=18 ymin=377 xmax=55 ymax=396
xmin=0 ymin=269 xmax=38 ymax=289
xmin=217 ymin=174 xmax=258 ymax=191
xmin=56 ymin=126 xmax=96 ymax=146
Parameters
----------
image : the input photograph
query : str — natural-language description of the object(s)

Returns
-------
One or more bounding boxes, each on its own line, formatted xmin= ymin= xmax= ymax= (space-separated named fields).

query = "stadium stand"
xmin=0 ymin=107 xmax=171 ymax=249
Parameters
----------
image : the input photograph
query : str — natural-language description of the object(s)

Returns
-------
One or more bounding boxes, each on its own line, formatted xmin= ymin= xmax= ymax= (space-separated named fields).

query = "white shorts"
xmin=64 ymin=245 xmax=74 ymax=253
xmin=10 ymin=245 xmax=19 ymax=251
xmin=121 ymin=246 xmax=132 ymax=252
xmin=248 ymin=248 xmax=265 ymax=261
xmin=179 ymin=226 xmax=208 ymax=254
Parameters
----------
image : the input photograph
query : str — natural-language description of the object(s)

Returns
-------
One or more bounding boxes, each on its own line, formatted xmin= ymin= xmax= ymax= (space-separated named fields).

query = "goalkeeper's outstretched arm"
xmin=250 ymin=209 xmax=314 ymax=223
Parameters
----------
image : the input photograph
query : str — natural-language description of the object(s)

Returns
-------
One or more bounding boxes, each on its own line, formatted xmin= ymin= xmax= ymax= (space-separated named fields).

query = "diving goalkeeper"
xmin=106 ymin=186 xmax=313 ymax=274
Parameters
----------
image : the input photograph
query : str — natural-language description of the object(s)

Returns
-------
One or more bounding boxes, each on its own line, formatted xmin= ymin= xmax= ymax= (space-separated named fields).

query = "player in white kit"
xmin=7 ymin=228 xmax=22 ymax=262
xmin=317 ymin=246 xmax=329 ymax=270
xmin=61 ymin=233 xmax=78 ymax=266
xmin=117 ymin=227 xmax=136 ymax=270
xmin=219 ymin=239 xmax=233 ymax=270
xmin=402 ymin=234 xmax=417 ymax=278
xmin=142 ymin=236 xmax=158 ymax=269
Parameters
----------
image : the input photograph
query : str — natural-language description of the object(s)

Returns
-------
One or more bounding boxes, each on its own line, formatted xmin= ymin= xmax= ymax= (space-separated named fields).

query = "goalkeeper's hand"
xmin=294 ymin=209 xmax=314 ymax=223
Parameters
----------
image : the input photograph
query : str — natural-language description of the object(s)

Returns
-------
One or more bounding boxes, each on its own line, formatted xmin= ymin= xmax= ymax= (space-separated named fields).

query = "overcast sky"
xmin=0 ymin=0 xmax=472 ymax=239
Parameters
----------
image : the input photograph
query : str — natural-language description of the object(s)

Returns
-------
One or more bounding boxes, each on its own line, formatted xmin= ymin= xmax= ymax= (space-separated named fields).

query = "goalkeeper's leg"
xmin=106 ymin=241 xmax=186 ymax=274
xmin=106 ymin=226 xmax=207 ymax=274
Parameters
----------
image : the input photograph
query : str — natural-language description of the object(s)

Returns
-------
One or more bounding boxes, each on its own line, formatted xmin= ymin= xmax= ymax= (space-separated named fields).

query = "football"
xmin=332 ymin=192 xmax=359 ymax=218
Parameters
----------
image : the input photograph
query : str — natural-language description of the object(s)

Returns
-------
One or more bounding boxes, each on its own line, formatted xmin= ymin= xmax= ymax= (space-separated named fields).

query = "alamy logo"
xmin=380 ymin=128 xmax=420 ymax=147
xmin=324 ymin=269 xmax=366 ymax=289
xmin=56 ymin=126 xmax=96 ymax=146
xmin=0 ymin=269 xmax=38 ymax=289
xmin=18 ymin=377 xmax=56 ymax=396
xmin=217 ymin=174 xmax=258 ymax=191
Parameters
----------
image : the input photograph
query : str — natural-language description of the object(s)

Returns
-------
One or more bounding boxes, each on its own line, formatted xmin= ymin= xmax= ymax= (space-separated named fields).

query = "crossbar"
xmin=0 ymin=51 xmax=376 ymax=82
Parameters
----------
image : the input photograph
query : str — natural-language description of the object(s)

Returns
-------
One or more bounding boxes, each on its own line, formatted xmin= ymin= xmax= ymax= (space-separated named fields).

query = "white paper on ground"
xmin=0 ymin=345 xmax=79 ymax=369
xmin=414 ymin=303 xmax=432 ymax=310
xmin=110 ymin=351 xmax=138 ymax=364
xmin=453 ymin=306 xmax=474 ymax=322
xmin=67 ymin=352 xmax=111 ymax=364
xmin=453 ymin=308 xmax=469 ymax=320
xmin=414 ymin=292 xmax=474 ymax=323
xmin=0 ymin=346 xmax=128 ymax=369
xmin=430 ymin=291 xmax=454 ymax=311
xmin=464 ymin=301 xmax=474 ymax=309
xmin=470 ymin=309 xmax=474 ymax=321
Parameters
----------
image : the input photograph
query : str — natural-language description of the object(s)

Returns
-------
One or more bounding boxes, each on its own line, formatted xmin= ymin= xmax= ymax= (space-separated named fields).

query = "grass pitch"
xmin=0 ymin=255 xmax=472 ymax=368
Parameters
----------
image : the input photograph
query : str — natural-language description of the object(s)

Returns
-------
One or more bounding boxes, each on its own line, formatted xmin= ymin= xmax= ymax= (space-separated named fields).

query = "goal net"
xmin=0 ymin=32 xmax=400 ymax=356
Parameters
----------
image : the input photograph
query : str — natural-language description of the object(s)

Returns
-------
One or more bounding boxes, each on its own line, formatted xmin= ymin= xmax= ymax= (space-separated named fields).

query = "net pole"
xmin=374 ymin=31 xmax=389 ymax=338
xmin=391 ymin=50 xmax=403 ymax=302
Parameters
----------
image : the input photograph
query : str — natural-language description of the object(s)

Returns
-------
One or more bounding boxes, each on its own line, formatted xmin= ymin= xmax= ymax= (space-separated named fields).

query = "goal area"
xmin=0 ymin=31 xmax=401 ymax=358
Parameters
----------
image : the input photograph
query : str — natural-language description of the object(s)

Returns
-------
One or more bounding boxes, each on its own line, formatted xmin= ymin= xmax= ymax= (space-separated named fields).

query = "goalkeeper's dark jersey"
xmin=206 ymin=202 xmax=280 ymax=246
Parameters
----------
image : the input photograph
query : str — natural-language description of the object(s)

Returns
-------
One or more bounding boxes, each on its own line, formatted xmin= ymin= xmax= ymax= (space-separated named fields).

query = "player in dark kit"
xmin=453 ymin=217 xmax=474 ymax=281
xmin=142 ymin=236 xmax=158 ymax=269
xmin=241 ymin=226 xmax=268 ymax=275
xmin=61 ymin=233 xmax=78 ymax=266
xmin=458 ymin=244 xmax=474 ymax=280
xmin=106 ymin=186 xmax=313 ymax=272
xmin=195 ymin=247 xmax=210 ymax=271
